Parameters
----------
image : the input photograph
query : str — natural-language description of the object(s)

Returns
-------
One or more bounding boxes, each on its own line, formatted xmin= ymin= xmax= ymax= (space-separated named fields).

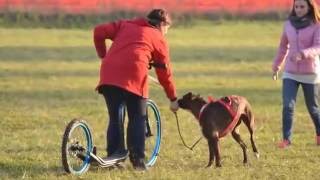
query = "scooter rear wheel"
xmin=61 ymin=119 xmax=93 ymax=175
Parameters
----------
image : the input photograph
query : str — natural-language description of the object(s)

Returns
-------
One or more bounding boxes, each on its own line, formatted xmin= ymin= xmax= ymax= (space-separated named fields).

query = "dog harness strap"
xmin=218 ymin=113 xmax=241 ymax=138
xmin=198 ymin=97 xmax=239 ymax=136
xmin=198 ymin=103 xmax=209 ymax=121
xmin=198 ymin=96 xmax=215 ymax=121
xmin=198 ymin=96 xmax=241 ymax=138
xmin=217 ymin=98 xmax=236 ymax=118
xmin=217 ymin=96 xmax=239 ymax=138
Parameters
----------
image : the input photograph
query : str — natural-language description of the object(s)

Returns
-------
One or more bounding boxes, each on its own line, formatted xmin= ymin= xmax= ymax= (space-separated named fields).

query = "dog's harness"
xmin=198 ymin=96 xmax=240 ymax=138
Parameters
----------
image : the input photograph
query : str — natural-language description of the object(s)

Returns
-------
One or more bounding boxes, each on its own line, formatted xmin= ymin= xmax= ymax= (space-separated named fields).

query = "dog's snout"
xmin=177 ymin=99 xmax=188 ymax=109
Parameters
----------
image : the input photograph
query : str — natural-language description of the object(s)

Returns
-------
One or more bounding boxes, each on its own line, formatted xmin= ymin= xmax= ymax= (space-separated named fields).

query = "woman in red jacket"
xmin=93 ymin=9 xmax=179 ymax=170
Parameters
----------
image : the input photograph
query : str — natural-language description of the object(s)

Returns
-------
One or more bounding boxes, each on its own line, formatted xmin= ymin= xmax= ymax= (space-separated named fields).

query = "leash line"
xmin=174 ymin=112 xmax=202 ymax=151
xmin=148 ymin=75 xmax=160 ymax=85
xmin=148 ymin=76 xmax=203 ymax=149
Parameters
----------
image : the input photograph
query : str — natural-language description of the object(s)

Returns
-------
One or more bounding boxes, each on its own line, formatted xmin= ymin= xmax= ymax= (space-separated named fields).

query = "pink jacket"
xmin=272 ymin=21 xmax=320 ymax=74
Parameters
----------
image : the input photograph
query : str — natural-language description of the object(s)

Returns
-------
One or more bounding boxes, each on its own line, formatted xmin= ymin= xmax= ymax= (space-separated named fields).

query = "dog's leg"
xmin=212 ymin=133 xmax=221 ymax=167
xmin=231 ymin=124 xmax=248 ymax=164
xmin=242 ymin=107 xmax=259 ymax=158
xmin=206 ymin=139 xmax=215 ymax=168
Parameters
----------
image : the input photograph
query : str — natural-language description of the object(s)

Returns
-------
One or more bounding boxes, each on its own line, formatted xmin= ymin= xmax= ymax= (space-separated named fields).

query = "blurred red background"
xmin=0 ymin=0 xmax=315 ymax=14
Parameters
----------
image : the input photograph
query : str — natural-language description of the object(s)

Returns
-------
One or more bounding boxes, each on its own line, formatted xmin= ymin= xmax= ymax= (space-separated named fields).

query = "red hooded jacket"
xmin=93 ymin=18 xmax=177 ymax=100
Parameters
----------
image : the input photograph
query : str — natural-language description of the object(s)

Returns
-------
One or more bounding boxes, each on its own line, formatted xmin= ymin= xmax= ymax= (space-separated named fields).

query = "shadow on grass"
xmin=0 ymin=68 xmax=98 ymax=78
xmin=0 ymin=66 xmax=268 ymax=78
xmin=0 ymin=161 xmax=65 ymax=178
xmin=0 ymin=46 xmax=96 ymax=61
xmin=1 ymin=87 xmax=279 ymax=104
xmin=0 ymin=88 xmax=98 ymax=102
xmin=171 ymin=46 xmax=276 ymax=63
xmin=174 ymin=70 xmax=270 ymax=78
xmin=0 ymin=45 xmax=276 ymax=62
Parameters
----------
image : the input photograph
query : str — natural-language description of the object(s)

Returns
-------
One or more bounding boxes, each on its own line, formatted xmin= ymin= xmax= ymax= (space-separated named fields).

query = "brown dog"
xmin=177 ymin=92 xmax=259 ymax=167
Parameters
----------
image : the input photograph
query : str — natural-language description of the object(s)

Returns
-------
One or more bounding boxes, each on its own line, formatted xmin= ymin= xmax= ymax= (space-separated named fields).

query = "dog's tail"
xmin=241 ymin=97 xmax=259 ymax=157
xmin=242 ymin=98 xmax=255 ymax=129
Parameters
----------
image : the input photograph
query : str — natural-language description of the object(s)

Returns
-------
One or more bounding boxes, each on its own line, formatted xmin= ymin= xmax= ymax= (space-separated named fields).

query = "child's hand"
xmin=292 ymin=52 xmax=303 ymax=62
xmin=272 ymin=71 xmax=278 ymax=80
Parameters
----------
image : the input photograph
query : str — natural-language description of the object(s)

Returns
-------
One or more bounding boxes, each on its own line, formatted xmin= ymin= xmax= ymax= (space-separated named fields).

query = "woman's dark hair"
xmin=147 ymin=9 xmax=171 ymax=26
xmin=289 ymin=0 xmax=320 ymax=22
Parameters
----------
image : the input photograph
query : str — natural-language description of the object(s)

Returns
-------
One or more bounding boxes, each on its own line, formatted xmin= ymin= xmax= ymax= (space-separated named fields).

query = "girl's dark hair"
xmin=147 ymin=9 xmax=171 ymax=26
xmin=289 ymin=0 xmax=320 ymax=22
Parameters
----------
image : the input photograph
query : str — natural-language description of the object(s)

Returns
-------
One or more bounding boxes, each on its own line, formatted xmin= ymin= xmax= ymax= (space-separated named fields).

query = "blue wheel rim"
xmin=68 ymin=121 xmax=93 ymax=175
xmin=145 ymin=99 xmax=161 ymax=167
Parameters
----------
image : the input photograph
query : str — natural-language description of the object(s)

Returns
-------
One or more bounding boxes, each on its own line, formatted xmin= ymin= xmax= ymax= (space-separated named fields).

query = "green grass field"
xmin=1 ymin=20 xmax=320 ymax=179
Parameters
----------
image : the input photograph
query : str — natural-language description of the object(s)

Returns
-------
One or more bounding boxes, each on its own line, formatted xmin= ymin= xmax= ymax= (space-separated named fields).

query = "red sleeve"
xmin=93 ymin=21 xmax=120 ymax=58
xmin=152 ymin=39 xmax=177 ymax=100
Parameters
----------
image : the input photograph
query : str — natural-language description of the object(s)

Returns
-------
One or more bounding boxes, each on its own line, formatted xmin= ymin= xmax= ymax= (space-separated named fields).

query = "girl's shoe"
xmin=278 ymin=139 xmax=291 ymax=149
xmin=316 ymin=136 xmax=320 ymax=146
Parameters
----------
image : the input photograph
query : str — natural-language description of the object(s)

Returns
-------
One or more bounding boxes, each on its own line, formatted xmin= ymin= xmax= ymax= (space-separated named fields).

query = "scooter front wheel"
xmin=144 ymin=99 xmax=161 ymax=167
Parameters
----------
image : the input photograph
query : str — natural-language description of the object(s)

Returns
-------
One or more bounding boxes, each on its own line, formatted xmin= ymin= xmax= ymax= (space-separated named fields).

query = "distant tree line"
xmin=0 ymin=10 xmax=289 ymax=29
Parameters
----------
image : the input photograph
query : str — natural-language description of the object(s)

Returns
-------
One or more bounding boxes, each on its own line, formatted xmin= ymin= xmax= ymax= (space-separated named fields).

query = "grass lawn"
xmin=1 ymin=20 xmax=319 ymax=179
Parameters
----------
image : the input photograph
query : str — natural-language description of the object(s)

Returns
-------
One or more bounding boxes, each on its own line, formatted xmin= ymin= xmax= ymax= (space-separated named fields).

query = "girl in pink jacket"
xmin=272 ymin=0 xmax=320 ymax=148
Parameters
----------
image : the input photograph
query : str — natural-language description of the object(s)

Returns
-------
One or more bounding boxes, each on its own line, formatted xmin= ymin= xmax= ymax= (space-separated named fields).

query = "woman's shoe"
xmin=278 ymin=139 xmax=291 ymax=149
xmin=103 ymin=150 xmax=128 ymax=162
xmin=132 ymin=158 xmax=147 ymax=171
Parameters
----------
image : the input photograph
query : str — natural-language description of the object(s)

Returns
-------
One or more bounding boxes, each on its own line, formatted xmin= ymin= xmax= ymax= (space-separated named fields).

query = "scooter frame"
xmin=61 ymin=99 xmax=161 ymax=175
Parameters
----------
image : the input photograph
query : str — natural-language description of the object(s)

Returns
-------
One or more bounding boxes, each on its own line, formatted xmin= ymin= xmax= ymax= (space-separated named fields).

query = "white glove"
xmin=170 ymin=99 xmax=179 ymax=112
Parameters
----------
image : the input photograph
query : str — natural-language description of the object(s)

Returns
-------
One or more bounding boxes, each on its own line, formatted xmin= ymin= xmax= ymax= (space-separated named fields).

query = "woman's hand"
xmin=170 ymin=99 xmax=179 ymax=112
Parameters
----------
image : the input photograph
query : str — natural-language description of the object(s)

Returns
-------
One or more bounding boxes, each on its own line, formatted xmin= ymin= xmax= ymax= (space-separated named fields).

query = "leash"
xmin=148 ymin=73 xmax=203 ymax=150
xmin=173 ymin=112 xmax=202 ymax=151
xmin=148 ymin=75 xmax=160 ymax=85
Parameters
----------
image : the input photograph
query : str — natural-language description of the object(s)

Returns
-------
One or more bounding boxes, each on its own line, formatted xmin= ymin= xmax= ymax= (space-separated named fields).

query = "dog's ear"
xmin=192 ymin=94 xmax=203 ymax=101
xmin=185 ymin=92 xmax=193 ymax=99
xmin=191 ymin=93 xmax=201 ymax=100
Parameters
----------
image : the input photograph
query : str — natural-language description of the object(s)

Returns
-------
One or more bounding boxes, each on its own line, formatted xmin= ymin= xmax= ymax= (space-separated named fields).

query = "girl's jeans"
xmin=282 ymin=78 xmax=320 ymax=141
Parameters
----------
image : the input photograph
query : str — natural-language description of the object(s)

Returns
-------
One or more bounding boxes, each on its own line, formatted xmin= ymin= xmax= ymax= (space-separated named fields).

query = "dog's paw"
xmin=254 ymin=152 xmax=260 ymax=159
xmin=205 ymin=162 xmax=213 ymax=168
xmin=243 ymin=162 xmax=250 ymax=167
